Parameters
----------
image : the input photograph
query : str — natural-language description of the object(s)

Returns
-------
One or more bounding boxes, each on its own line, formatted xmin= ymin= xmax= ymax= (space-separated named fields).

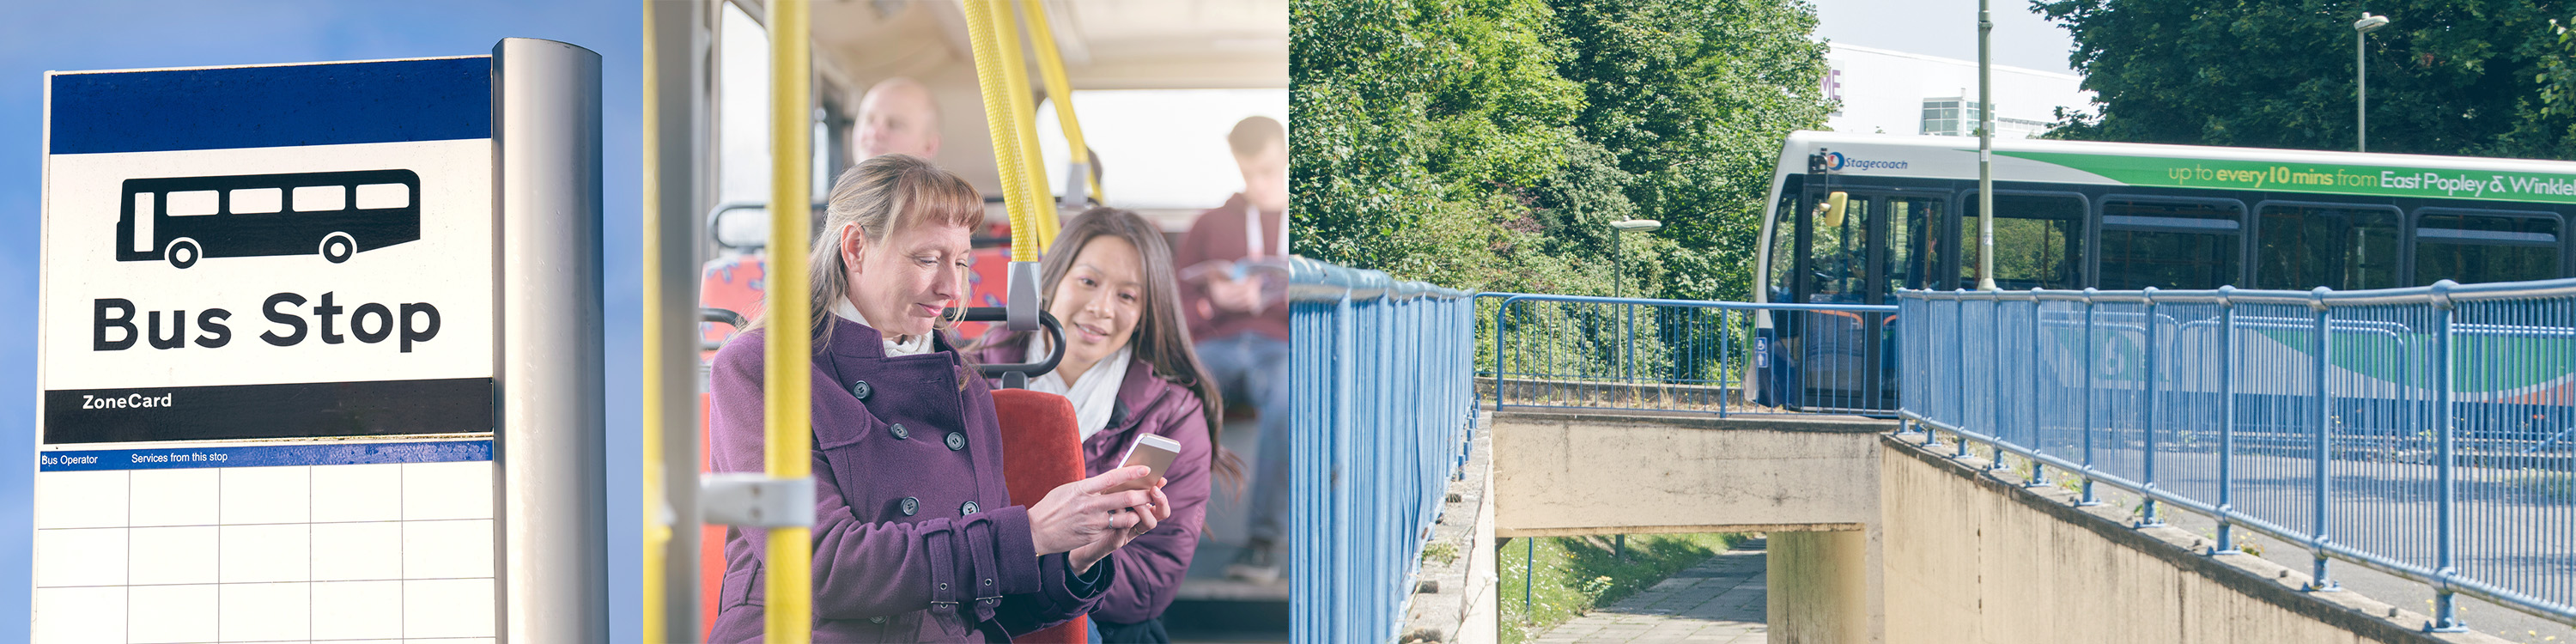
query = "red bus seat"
xmin=990 ymin=388 xmax=1089 ymax=643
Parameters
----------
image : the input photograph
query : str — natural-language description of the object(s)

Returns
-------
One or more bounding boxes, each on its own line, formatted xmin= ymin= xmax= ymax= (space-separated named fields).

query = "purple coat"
xmin=970 ymin=331 xmax=1214 ymax=625
xmin=707 ymin=317 xmax=1108 ymax=642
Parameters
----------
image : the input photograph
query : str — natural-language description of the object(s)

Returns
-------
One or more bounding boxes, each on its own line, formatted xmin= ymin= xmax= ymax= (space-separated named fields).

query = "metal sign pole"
xmin=1976 ymin=0 xmax=1996 ymax=291
xmin=494 ymin=37 xmax=609 ymax=643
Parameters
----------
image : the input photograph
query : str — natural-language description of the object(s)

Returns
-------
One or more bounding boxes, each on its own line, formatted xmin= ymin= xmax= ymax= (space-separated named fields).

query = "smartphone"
xmin=1105 ymin=434 xmax=1182 ymax=493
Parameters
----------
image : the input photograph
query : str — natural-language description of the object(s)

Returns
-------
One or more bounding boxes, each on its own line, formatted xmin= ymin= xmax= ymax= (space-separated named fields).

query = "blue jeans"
xmin=1196 ymin=331 xmax=1291 ymax=545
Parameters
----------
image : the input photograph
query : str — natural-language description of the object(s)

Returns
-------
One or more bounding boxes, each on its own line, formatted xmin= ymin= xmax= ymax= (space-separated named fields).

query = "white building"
xmin=1820 ymin=43 xmax=2093 ymax=139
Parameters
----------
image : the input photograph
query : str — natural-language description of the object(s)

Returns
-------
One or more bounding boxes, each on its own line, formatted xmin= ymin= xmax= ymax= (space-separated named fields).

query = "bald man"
xmin=853 ymin=76 xmax=940 ymax=160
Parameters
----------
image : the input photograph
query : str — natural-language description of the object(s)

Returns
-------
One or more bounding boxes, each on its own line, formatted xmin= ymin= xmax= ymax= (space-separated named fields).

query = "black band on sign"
xmin=44 ymin=377 xmax=494 ymax=444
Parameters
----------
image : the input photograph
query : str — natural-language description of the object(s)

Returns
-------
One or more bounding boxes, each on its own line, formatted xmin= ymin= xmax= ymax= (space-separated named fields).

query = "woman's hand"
xmin=1067 ymin=479 xmax=1170 ymax=574
xmin=1028 ymin=466 xmax=1159 ymax=562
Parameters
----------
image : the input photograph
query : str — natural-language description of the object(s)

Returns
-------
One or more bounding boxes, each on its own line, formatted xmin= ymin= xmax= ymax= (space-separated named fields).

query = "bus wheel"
xmin=167 ymin=239 xmax=200 ymax=270
xmin=321 ymin=233 xmax=355 ymax=264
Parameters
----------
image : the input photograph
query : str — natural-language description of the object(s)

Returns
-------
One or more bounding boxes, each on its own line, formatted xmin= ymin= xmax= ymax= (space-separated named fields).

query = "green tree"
xmin=1291 ymin=0 xmax=1834 ymax=299
xmin=1548 ymin=0 xmax=1834 ymax=301
xmin=1291 ymin=0 xmax=1589 ymax=290
xmin=2037 ymin=0 xmax=2576 ymax=160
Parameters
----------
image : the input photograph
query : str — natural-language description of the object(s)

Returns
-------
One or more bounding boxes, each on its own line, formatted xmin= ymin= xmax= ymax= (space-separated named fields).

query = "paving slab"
xmin=1535 ymin=550 xmax=1768 ymax=643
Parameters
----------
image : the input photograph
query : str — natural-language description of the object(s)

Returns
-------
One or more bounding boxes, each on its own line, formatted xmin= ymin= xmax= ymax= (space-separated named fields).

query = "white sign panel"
xmin=36 ymin=56 xmax=501 ymax=643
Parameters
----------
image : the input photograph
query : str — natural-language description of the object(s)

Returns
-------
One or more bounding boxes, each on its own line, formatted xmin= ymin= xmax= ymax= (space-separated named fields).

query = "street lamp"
xmin=2355 ymin=12 xmax=2391 ymax=152
xmin=1607 ymin=218 xmax=1662 ymax=410
xmin=1610 ymin=219 xmax=1662 ymax=299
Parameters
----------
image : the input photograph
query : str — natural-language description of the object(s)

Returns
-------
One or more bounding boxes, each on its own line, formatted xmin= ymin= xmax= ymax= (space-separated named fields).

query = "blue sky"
xmin=1814 ymin=0 xmax=2081 ymax=72
xmin=0 ymin=1 xmax=641 ymax=640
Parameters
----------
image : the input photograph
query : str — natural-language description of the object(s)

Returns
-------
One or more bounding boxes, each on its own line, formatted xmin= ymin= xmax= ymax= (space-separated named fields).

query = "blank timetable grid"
xmin=32 ymin=440 xmax=495 ymax=644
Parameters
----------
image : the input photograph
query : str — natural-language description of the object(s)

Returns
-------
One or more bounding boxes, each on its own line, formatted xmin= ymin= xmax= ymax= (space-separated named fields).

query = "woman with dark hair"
xmin=972 ymin=207 xmax=1242 ymax=642
xmin=706 ymin=155 xmax=1172 ymax=642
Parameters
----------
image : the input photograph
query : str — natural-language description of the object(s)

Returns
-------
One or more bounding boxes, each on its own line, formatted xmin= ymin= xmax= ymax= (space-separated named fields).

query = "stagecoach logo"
xmin=1825 ymin=152 xmax=1909 ymax=172
xmin=116 ymin=170 xmax=422 ymax=269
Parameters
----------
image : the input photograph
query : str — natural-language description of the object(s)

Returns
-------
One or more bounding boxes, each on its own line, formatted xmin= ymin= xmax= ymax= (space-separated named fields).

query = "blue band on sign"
xmin=49 ymin=57 xmax=492 ymax=155
xmin=38 ymin=439 xmax=491 ymax=471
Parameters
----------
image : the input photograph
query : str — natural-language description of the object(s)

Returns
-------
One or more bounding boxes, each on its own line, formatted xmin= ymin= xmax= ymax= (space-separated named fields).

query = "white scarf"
xmin=836 ymin=299 xmax=933 ymax=357
xmin=1025 ymin=336 xmax=1131 ymax=440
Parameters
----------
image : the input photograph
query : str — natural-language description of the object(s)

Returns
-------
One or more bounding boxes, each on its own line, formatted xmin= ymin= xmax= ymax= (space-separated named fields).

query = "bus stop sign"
xmin=35 ymin=40 xmax=606 ymax=643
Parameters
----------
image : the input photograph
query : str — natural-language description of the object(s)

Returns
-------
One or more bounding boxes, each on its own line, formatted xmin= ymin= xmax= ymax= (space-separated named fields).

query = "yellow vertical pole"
xmin=1018 ymin=0 xmax=1101 ymax=205
xmin=765 ymin=0 xmax=815 ymax=641
xmin=639 ymin=3 xmax=668 ymax=643
xmin=989 ymin=1 xmax=1059 ymax=249
xmin=963 ymin=0 xmax=1040 ymax=261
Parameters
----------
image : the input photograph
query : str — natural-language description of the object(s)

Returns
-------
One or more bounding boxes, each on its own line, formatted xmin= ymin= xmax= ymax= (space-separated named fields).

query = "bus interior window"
xmin=2415 ymin=210 xmax=2561 ymax=286
xmin=2256 ymin=204 xmax=2397 ymax=290
xmin=1808 ymin=193 xmax=1868 ymax=303
xmin=1962 ymin=193 xmax=2082 ymax=290
xmin=2099 ymin=198 xmax=2241 ymax=290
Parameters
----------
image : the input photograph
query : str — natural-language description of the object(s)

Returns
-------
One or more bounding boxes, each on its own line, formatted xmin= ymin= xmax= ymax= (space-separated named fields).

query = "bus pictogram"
xmin=115 ymin=169 xmax=422 ymax=269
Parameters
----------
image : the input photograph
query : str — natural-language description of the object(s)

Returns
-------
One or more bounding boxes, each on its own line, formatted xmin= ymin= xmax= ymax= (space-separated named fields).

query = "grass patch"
xmin=1496 ymin=532 xmax=1744 ymax=644
xmin=1422 ymin=541 xmax=1459 ymax=567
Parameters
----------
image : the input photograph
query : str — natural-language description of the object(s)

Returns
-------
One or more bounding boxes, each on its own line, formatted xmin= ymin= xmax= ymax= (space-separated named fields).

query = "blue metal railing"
xmin=1289 ymin=258 xmax=1477 ymax=644
xmin=1899 ymin=280 xmax=2576 ymax=632
xmin=1478 ymin=293 xmax=1899 ymax=416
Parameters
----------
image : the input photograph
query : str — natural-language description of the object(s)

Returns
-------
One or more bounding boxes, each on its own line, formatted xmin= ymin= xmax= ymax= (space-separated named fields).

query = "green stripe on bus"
xmin=1991 ymin=150 xmax=2576 ymax=204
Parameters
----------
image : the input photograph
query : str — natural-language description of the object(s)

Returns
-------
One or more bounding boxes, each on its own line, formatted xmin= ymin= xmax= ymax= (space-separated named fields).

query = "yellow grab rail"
xmin=765 ymin=0 xmax=815 ymax=641
xmin=1019 ymin=0 xmax=1100 ymax=205
xmin=639 ymin=2 xmax=668 ymax=641
xmin=962 ymin=0 xmax=1042 ymax=262
xmin=987 ymin=1 xmax=1058 ymax=248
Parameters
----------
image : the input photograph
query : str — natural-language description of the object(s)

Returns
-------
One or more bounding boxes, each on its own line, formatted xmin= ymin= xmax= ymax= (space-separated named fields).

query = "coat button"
xmin=945 ymin=431 xmax=967 ymax=451
xmin=889 ymin=422 xmax=909 ymax=440
xmin=899 ymin=496 xmax=920 ymax=516
xmin=961 ymin=501 xmax=980 ymax=515
xmin=849 ymin=380 xmax=872 ymax=400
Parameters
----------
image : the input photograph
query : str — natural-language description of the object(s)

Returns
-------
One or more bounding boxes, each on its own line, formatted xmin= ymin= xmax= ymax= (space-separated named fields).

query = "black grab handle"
xmin=952 ymin=307 xmax=1064 ymax=389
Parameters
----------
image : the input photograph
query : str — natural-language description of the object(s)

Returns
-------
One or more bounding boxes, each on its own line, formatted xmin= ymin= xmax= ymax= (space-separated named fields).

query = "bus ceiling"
xmin=741 ymin=0 xmax=1286 ymax=211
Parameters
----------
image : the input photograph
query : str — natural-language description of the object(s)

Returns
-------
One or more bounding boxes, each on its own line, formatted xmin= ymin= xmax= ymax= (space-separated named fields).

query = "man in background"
xmin=852 ymin=76 xmax=940 ymax=161
xmin=1175 ymin=115 xmax=1291 ymax=584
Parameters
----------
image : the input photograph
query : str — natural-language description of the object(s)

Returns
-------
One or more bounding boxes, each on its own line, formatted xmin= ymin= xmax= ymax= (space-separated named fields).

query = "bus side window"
xmin=2256 ymin=204 xmax=2397 ymax=290
xmin=167 ymin=191 xmax=220 ymax=216
xmin=2415 ymin=210 xmax=2560 ymax=286
xmin=294 ymin=185 xmax=347 ymax=212
xmin=1962 ymin=193 xmax=2083 ymax=290
xmin=132 ymin=192 xmax=155 ymax=253
xmin=2099 ymin=198 xmax=2241 ymax=290
xmin=231 ymin=188 xmax=283 ymax=215
xmin=355 ymin=184 xmax=410 ymax=210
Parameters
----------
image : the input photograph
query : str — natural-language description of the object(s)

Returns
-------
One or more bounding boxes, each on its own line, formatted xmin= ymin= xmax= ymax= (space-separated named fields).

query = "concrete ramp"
xmin=1880 ymin=434 xmax=2511 ymax=644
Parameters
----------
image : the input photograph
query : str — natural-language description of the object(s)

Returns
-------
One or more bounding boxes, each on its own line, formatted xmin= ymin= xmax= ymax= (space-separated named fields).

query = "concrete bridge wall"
xmin=1489 ymin=411 xmax=1889 ymax=643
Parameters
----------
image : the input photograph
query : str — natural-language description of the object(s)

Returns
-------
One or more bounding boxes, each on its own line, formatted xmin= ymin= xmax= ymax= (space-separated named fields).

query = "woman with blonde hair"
xmin=707 ymin=154 xmax=1171 ymax=642
xmin=971 ymin=207 xmax=1242 ymax=642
